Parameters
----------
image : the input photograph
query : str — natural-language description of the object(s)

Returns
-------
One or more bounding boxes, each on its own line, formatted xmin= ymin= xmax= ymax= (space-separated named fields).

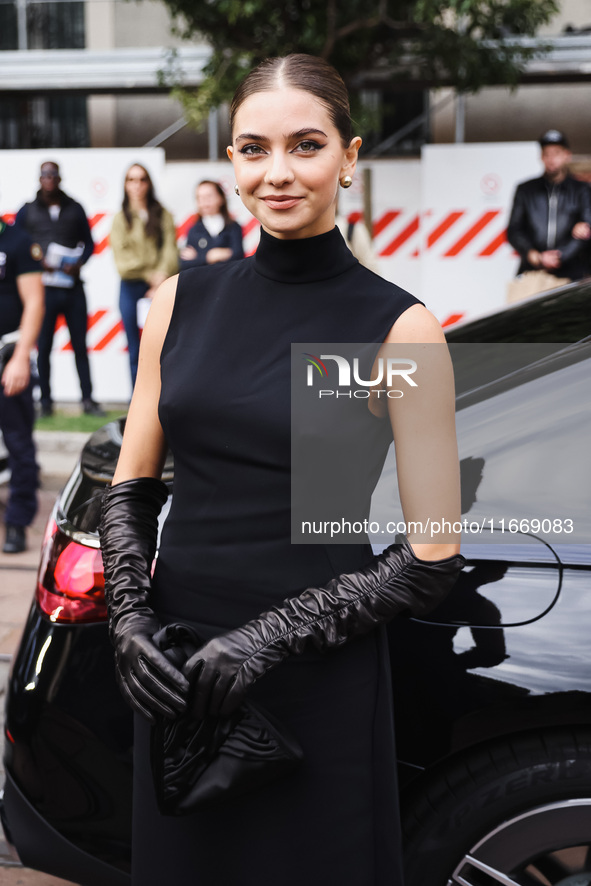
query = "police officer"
xmin=0 ymin=216 xmax=44 ymax=553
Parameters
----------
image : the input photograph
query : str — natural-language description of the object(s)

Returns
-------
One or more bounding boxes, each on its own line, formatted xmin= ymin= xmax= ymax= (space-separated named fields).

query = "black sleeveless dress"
xmin=132 ymin=227 xmax=421 ymax=886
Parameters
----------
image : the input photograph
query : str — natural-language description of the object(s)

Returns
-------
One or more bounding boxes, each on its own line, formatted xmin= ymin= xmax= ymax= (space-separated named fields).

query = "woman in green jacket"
xmin=110 ymin=164 xmax=178 ymax=387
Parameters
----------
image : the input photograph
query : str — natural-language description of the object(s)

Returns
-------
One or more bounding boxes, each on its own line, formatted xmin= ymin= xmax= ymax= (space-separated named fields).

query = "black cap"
xmin=539 ymin=129 xmax=570 ymax=149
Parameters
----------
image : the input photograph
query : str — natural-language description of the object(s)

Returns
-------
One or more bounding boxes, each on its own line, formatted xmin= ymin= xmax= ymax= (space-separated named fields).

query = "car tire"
xmin=402 ymin=729 xmax=591 ymax=886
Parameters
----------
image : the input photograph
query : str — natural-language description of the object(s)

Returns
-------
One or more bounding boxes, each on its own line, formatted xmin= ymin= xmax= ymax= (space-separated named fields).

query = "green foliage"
xmin=411 ymin=0 xmax=559 ymax=91
xmin=160 ymin=0 xmax=559 ymax=129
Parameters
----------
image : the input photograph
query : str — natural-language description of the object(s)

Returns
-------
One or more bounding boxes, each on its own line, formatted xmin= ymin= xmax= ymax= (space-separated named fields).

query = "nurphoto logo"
xmin=303 ymin=352 xmax=418 ymax=399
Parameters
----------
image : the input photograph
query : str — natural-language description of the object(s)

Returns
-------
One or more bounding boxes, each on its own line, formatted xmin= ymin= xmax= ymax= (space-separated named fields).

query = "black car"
xmin=446 ymin=276 xmax=590 ymax=345
xmin=2 ymin=283 xmax=591 ymax=886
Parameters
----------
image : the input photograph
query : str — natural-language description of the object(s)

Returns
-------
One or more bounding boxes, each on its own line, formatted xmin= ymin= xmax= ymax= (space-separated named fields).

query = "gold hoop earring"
xmin=340 ymin=175 xmax=353 ymax=189
xmin=234 ymin=184 xmax=240 ymax=196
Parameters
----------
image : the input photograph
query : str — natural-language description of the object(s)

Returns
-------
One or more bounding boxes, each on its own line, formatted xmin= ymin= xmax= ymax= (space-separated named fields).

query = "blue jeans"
xmin=0 ymin=381 xmax=38 ymax=527
xmin=119 ymin=279 xmax=149 ymax=388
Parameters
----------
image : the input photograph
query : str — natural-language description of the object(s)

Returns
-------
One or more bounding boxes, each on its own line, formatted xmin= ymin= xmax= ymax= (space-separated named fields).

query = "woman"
xmin=110 ymin=164 xmax=178 ymax=387
xmin=179 ymin=179 xmax=244 ymax=270
xmin=100 ymin=55 xmax=464 ymax=885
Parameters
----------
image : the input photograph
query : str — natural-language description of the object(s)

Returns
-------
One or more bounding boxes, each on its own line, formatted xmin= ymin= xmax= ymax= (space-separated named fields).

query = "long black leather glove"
xmin=184 ymin=539 xmax=465 ymax=719
xmin=99 ymin=477 xmax=189 ymax=723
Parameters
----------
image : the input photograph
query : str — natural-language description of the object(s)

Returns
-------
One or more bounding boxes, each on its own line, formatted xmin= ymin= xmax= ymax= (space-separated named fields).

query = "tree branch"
xmin=335 ymin=15 xmax=425 ymax=41
xmin=321 ymin=0 xmax=338 ymax=59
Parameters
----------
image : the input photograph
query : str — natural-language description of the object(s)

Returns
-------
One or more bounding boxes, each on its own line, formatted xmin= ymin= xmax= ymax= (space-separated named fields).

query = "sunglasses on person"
xmin=40 ymin=171 xmax=60 ymax=179
xmin=126 ymin=175 xmax=149 ymax=183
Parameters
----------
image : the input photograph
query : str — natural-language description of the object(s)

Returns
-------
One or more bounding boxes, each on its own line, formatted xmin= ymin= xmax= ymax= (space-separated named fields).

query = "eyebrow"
xmin=235 ymin=128 xmax=328 ymax=142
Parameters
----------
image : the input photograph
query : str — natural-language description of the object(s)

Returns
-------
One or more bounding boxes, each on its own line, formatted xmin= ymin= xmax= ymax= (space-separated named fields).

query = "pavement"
xmin=0 ymin=430 xmax=89 ymax=886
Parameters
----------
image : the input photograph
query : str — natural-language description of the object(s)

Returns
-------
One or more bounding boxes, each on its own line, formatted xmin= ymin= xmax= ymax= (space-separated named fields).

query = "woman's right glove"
xmin=99 ymin=477 xmax=189 ymax=723
xmin=184 ymin=538 xmax=465 ymax=719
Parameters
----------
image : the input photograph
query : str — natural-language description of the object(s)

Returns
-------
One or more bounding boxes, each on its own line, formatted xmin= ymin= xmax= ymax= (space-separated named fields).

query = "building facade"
xmin=0 ymin=0 xmax=215 ymax=158
xmin=0 ymin=0 xmax=590 ymax=158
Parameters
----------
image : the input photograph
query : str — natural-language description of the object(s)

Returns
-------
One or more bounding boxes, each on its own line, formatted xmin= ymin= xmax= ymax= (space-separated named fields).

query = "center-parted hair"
xmin=122 ymin=163 xmax=164 ymax=248
xmin=230 ymin=54 xmax=353 ymax=147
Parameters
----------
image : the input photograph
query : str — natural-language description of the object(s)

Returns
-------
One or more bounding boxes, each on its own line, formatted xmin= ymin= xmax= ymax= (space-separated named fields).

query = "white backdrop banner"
xmin=419 ymin=142 xmax=540 ymax=323
xmin=0 ymin=144 xmax=542 ymax=402
xmin=337 ymin=159 xmax=422 ymax=298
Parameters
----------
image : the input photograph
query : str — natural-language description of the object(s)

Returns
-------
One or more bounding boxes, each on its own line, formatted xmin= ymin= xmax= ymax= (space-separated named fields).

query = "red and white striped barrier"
xmin=1 ymin=144 xmax=542 ymax=400
xmin=60 ymin=205 xmax=512 ymax=353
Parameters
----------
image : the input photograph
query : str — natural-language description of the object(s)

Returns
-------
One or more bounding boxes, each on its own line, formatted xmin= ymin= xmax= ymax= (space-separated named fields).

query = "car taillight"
xmin=36 ymin=517 xmax=108 ymax=624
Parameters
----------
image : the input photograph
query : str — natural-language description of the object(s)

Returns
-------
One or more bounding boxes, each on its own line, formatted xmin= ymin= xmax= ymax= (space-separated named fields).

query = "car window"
xmin=446 ymin=281 xmax=591 ymax=344
xmin=370 ymin=340 xmax=591 ymax=561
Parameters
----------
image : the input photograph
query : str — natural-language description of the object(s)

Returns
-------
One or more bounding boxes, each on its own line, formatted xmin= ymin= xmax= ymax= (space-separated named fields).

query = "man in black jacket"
xmin=16 ymin=161 xmax=104 ymax=417
xmin=507 ymin=130 xmax=591 ymax=282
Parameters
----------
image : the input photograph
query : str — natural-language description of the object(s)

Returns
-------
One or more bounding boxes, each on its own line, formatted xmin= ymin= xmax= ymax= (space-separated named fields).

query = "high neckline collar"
xmin=253 ymin=226 xmax=358 ymax=284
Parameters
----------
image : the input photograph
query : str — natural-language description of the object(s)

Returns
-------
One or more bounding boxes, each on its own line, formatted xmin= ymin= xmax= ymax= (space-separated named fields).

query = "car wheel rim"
xmin=447 ymin=799 xmax=591 ymax=886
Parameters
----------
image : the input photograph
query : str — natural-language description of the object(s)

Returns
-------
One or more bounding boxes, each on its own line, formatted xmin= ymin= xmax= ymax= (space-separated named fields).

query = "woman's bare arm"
xmin=112 ymin=274 xmax=178 ymax=485
xmin=385 ymin=304 xmax=461 ymax=561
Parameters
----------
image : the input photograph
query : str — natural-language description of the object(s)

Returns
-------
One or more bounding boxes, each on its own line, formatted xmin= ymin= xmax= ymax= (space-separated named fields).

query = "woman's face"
xmin=228 ymin=87 xmax=360 ymax=240
xmin=197 ymin=183 xmax=224 ymax=216
xmin=125 ymin=165 xmax=149 ymax=202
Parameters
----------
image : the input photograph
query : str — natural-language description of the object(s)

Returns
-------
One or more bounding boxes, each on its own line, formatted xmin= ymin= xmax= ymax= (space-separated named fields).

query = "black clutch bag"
xmin=150 ymin=623 xmax=303 ymax=816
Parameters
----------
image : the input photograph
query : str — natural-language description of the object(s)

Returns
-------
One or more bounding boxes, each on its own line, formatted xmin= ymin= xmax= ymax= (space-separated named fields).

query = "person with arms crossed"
xmin=179 ymin=180 xmax=244 ymax=271
xmin=507 ymin=130 xmax=591 ymax=300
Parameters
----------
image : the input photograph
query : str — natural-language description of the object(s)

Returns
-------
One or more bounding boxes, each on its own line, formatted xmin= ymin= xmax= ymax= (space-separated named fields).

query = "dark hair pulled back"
xmin=230 ymin=54 xmax=352 ymax=148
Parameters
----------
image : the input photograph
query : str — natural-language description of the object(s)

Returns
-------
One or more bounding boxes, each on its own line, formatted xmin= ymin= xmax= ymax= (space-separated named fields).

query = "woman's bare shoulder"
xmin=386 ymin=303 xmax=446 ymax=344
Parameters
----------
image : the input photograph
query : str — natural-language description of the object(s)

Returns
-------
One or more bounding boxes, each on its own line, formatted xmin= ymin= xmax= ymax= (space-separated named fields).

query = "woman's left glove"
xmin=99 ymin=478 xmax=189 ymax=723
xmin=184 ymin=538 xmax=465 ymax=720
